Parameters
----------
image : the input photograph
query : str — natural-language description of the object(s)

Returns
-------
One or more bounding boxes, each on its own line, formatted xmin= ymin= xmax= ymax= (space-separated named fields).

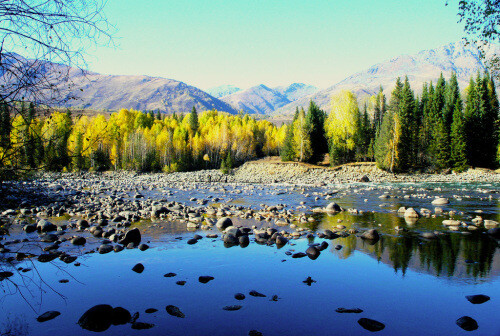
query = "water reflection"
xmin=316 ymin=212 xmax=499 ymax=281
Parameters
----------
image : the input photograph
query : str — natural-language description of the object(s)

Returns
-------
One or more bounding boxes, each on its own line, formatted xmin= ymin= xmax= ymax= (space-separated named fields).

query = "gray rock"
xmin=98 ymin=244 xmax=113 ymax=254
xmin=325 ymin=202 xmax=342 ymax=212
xmin=306 ymin=246 xmax=320 ymax=260
xmin=216 ymin=217 xmax=233 ymax=230
xmin=37 ymin=219 xmax=57 ymax=232
xmin=118 ymin=228 xmax=141 ymax=246
xmin=71 ymin=236 xmax=86 ymax=245
xmin=361 ymin=229 xmax=380 ymax=241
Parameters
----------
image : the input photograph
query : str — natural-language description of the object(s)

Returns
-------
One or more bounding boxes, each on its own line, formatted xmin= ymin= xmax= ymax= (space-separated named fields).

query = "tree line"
xmin=280 ymin=71 xmax=499 ymax=172
xmin=0 ymin=106 xmax=284 ymax=177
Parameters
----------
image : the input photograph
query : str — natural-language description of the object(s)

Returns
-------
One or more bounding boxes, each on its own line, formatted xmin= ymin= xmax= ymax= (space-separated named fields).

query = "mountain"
xmin=221 ymin=83 xmax=318 ymax=114
xmin=206 ymin=85 xmax=241 ymax=98
xmin=0 ymin=54 xmax=238 ymax=114
xmin=273 ymin=83 xmax=318 ymax=101
xmin=273 ymin=41 xmax=497 ymax=116
xmin=221 ymin=84 xmax=291 ymax=115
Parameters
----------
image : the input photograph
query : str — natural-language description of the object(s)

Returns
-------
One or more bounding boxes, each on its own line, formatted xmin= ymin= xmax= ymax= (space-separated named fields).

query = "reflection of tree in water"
xmin=385 ymin=235 xmax=415 ymax=275
xmin=318 ymin=211 xmax=498 ymax=279
xmin=0 ymin=316 xmax=29 ymax=336
xmin=462 ymin=235 xmax=497 ymax=278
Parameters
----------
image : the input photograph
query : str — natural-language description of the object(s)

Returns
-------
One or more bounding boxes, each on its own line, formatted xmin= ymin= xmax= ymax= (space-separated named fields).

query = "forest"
xmin=0 ymin=71 xmax=498 ymax=177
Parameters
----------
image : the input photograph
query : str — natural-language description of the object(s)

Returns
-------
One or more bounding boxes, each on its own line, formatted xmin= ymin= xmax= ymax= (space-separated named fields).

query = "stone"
xmin=234 ymin=293 xmax=245 ymax=300
xmin=249 ymin=290 xmax=266 ymax=297
xmin=222 ymin=305 xmax=242 ymax=311
xmin=132 ymin=263 xmax=144 ymax=273
xmin=358 ymin=318 xmax=385 ymax=332
xmin=37 ymin=311 xmax=60 ymax=322
xmin=291 ymin=252 xmax=307 ymax=258
xmin=199 ymin=275 xmax=214 ymax=283
xmin=71 ymin=236 xmax=86 ymax=246
xmin=78 ymin=304 xmax=114 ymax=332
xmin=138 ymin=243 xmax=149 ymax=251
xmin=431 ymin=197 xmax=449 ymax=205
xmin=40 ymin=234 xmax=58 ymax=243
xmin=37 ymin=219 xmax=57 ymax=232
xmin=166 ymin=305 xmax=185 ymax=318
xmin=466 ymin=294 xmax=490 ymax=304
xmin=145 ymin=308 xmax=158 ymax=313
xmin=131 ymin=322 xmax=155 ymax=330
xmin=112 ymin=307 xmax=131 ymax=325
xmin=335 ymin=308 xmax=363 ymax=313
xmin=216 ymin=217 xmax=233 ymax=230
xmin=118 ymin=228 xmax=141 ymax=247
xmin=361 ymin=229 xmax=380 ymax=241
xmin=359 ymin=175 xmax=370 ymax=182
xmin=164 ymin=272 xmax=177 ymax=277
xmin=484 ymin=220 xmax=499 ymax=229
xmin=275 ymin=235 xmax=288 ymax=246
xmin=187 ymin=238 xmax=198 ymax=245
xmin=325 ymin=202 xmax=342 ymax=212
xmin=98 ymin=244 xmax=113 ymax=254
xmin=305 ymin=246 xmax=320 ymax=260
xmin=404 ymin=207 xmax=419 ymax=218
xmin=456 ymin=316 xmax=478 ymax=331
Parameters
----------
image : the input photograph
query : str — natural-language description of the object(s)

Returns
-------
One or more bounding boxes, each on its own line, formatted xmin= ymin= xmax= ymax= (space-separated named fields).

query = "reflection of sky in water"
xmin=2 ymin=238 xmax=499 ymax=336
xmin=1 ymin=181 xmax=500 ymax=335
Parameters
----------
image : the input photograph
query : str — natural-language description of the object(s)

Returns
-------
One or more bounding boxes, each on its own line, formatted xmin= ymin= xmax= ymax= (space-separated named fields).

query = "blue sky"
xmin=85 ymin=0 xmax=465 ymax=90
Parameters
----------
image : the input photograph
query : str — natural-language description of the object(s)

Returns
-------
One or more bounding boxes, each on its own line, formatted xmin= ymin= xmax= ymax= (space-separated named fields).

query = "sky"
xmin=83 ymin=0 xmax=465 ymax=90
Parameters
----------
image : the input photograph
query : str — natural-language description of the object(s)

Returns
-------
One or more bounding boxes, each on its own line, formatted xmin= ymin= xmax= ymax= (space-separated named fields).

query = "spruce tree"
xmin=189 ymin=106 xmax=199 ymax=133
xmin=450 ymin=100 xmax=468 ymax=170
xmin=305 ymin=101 xmax=327 ymax=163
xmin=398 ymin=77 xmax=417 ymax=170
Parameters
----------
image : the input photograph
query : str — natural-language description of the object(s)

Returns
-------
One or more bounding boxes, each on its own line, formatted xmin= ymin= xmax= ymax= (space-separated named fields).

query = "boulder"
xmin=404 ymin=208 xmax=419 ymax=218
xmin=325 ymin=202 xmax=342 ymax=212
xmin=305 ymin=246 xmax=320 ymax=260
xmin=431 ymin=197 xmax=449 ymax=205
xmin=118 ymin=228 xmax=141 ymax=247
xmin=216 ymin=217 xmax=233 ymax=230
xmin=361 ymin=229 xmax=380 ymax=241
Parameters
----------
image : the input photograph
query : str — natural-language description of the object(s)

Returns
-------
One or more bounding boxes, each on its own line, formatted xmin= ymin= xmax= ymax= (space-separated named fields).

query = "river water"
xmin=0 ymin=181 xmax=499 ymax=335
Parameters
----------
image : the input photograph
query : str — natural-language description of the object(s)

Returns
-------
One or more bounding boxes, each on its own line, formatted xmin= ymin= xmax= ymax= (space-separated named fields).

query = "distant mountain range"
xmin=3 ymin=41 xmax=495 ymax=116
xmin=273 ymin=41 xmax=497 ymax=116
xmin=216 ymin=83 xmax=318 ymax=115
xmin=206 ymin=85 xmax=241 ymax=98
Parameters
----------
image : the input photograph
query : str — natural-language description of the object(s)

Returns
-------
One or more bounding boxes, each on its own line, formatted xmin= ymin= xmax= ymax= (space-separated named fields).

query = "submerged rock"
xmin=199 ymin=275 xmax=214 ymax=283
xmin=249 ymin=290 xmax=266 ymax=297
xmin=132 ymin=263 xmax=144 ymax=273
xmin=166 ymin=305 xmax=185 ymax=318
xmin=37 ymin=311 xmax=60 ymax=322
xmin=235 ymin=293 xmax=246 ymax=300
xmin=306 ymin=246 xmax=320 ymax=260
xmin=131 ymin=322 xmax=155 ymax=330
xmin=358 ymin=318 xmax=385 ymax=332
xmin=78 ymin=305 xmax=114 ymax=332
xmin=456 ymin=316 xmax=478 ymax=331
xmin=336 ymin=308 xmax=363 ymax=313
xmin=466 ymin=294 xmax=490 ymax=304
xmin=222 ymin=305 xmax=242 ymax=311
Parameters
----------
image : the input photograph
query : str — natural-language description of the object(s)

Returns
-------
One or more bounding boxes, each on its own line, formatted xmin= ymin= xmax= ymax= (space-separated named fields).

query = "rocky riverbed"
xmin=0 ymin=164 xmax=499 ymax=335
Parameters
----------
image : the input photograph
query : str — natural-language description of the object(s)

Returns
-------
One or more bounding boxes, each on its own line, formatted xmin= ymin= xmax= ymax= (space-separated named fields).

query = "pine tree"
xmin=398 ymin=77 xmax=417 ymax=170
xmin=305 ymin=101 xmax=327 ymax=163
xmin=450 ymin=100 xmax=468 ymax=170
xmin=464 ymin=77 xmax=480 ymax=166
xmin=280 ymin=123 xmax=295 ymax=161
xmin=373 ymin=86 xmax=386 ymax=135
xmin=188 ymin=106 xmax=199 ymax=133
